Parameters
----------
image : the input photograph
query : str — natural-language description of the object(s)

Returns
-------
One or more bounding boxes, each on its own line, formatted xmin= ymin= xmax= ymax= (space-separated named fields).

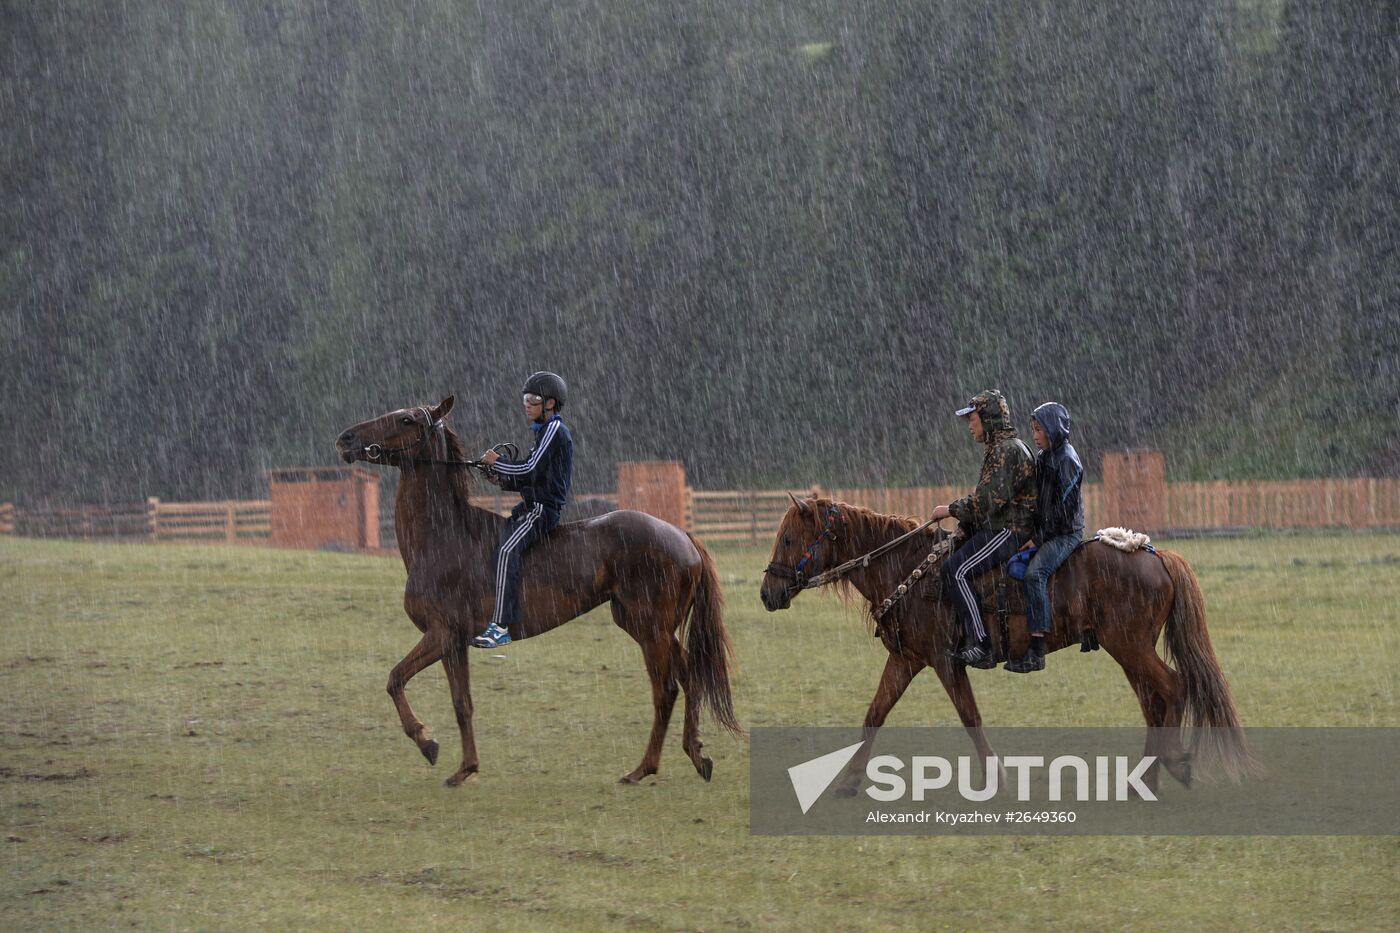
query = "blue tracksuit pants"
xmin=939 ymin=527 xmax=1026 ymax=642
xmin=490 ymin=502 xmax=560 ymax=629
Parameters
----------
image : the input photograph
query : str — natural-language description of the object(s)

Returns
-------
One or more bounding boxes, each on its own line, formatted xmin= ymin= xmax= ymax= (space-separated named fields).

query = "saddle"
xmin=910 ymin=548 xmax=1100 ymax=662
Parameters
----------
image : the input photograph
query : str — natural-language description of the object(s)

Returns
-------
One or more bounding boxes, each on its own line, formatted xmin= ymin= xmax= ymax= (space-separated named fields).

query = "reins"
xmin=359 ymin=407 xmax=514 ymax=474
xmin=802 ymin=518 xmax=939 ymax=590
xmin=410 ymin=445 xmax=516 ymax=471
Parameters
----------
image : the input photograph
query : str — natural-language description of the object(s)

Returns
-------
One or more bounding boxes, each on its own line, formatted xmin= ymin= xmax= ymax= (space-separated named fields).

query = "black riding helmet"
xmin=523 ymin=371 xmax=567 ymax=412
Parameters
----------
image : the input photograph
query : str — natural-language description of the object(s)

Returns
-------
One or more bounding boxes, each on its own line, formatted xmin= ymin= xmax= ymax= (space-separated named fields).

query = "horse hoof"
xmin=444 ymin=771 xmax=478 ymax=788
xmin=618 ymin=774 xmax=640 ymax=785
xmin=699 ymin=757 xmax=714 ymax=782
xmin=422 ymin=739 xmax=439 ymax=766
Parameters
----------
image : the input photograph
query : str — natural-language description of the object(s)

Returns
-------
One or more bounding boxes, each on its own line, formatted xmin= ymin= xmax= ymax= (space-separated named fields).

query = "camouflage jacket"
xmin=948 ymin=425 xmax=1036 ymax=541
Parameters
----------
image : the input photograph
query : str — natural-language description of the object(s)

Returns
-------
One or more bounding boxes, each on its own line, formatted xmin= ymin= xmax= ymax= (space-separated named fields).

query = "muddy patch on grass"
xmin=357 ymin=867 xmax=555 ymax=911
xmin=600 ymin=912 xmax=668 ymax=931
xmin=357 ymin=867 xmax=487 ymax=899
xmin=26 ymin=879 xmax=73 ymax=896
xmin=183 ymin=844 xmax=260 ymax=865
xmin=2 ymin=656 xmax=57 ymax=668
xmin=552 ymin=847 xmax=634 ymax=867
xmin=0 ymin=766 xmax=92 ymax=782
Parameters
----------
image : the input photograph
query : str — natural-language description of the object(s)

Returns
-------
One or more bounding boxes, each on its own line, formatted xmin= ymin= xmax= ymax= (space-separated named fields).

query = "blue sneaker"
xmin=471 ymin=622 xmax=512 ymax=649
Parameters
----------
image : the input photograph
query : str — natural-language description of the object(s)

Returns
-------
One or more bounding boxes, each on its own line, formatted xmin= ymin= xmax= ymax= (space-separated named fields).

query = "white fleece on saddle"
xmin=1094 ymin=526 xmax=1153 ymax=552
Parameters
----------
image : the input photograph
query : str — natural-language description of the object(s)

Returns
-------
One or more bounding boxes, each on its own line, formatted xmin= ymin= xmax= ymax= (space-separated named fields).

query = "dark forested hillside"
xmin=3 ymin=1 xmax=1396 ymax=504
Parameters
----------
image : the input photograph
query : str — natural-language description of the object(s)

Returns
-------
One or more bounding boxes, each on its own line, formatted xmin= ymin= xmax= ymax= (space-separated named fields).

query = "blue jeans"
xmin=490 ymin=502 xmax=560 ymax=629
xmin=1025 ymin=533 xmax=1080 ymax=635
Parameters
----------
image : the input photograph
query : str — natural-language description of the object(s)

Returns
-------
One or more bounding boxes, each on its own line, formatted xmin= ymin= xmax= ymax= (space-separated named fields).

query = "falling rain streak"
xmin=3 ymin=2 xmax=1395 ymax=505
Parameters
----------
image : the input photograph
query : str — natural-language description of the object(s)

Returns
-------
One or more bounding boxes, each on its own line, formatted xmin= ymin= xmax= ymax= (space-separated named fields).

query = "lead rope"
xmin=873 ymin=535 xmax=954 ymax=622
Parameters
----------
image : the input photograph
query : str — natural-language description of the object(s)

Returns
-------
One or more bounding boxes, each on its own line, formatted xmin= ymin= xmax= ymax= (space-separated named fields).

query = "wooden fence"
xmin=686 ymin=489 xmax=810 ymax=544
xmin=1164 ymin=478 xmax=1400 ymax=531
xmin=683 ymin=478 xmax=1399 ymax=545
xmin=685 ymin=484 xmax=1103 ymax=545
xmin=4 ymin=477 xmax=1397 ymax=551
xmin=2 ymin=498 xmax=271 ymax=544
xmin=151 ymin=499 xmax=271 ymax=544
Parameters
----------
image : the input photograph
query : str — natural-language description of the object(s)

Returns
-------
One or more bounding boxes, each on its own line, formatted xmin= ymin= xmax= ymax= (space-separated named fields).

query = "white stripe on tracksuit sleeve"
xmin=492 ymin=419 xmax=560 ymax=476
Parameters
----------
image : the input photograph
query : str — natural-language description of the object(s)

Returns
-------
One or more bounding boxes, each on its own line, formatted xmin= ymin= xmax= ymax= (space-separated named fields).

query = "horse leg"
xmin=833 ymin=655 xmax=924 ymax=796
xmin=620 ymin=634 xmax=679 ymax=785
xmin=439 ymin=630 xmax=480 ymax=787
xmin=1103 ymin=632 xmax=1193 ymax=789
xmin=1137 ymin=652 xmax=1193 ymax=787
xmin=672 ymin=636 xmax=712 ymax=781
xmin=614 ymin=595 xmax=680 ymax=785
xmin=387 ymin=634 xmax=443 ymax=766
xmin=934 ymin=660 xmax=1008 ymax=793
xmin=1123 ymin=670 xmax=1166 ymax=795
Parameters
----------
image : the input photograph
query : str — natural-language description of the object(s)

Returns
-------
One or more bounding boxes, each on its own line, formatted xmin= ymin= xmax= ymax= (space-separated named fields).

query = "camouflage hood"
xmin=957 ymin=389 xmax=1015 ymax=441
xmin=948 ymin=388 xmax=1036 ymax=538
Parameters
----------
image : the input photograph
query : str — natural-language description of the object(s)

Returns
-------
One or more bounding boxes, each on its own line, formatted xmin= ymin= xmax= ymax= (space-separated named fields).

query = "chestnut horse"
xmin=760 ymin=496 xmax=1253 ymax=796
xmin=336 ymin=397 xmax=743 ymax=787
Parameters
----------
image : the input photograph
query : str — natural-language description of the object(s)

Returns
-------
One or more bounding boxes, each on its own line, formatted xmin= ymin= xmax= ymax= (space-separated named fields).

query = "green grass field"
xmin=2 ymin=533 xmax=1397 ymax=931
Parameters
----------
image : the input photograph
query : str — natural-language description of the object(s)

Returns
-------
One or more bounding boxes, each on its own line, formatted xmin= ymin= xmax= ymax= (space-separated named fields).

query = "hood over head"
xmin=956 ymin=389 xmax=1014 ymax=438
xmin=1031 ymin=401 xmax=1071 ymax=449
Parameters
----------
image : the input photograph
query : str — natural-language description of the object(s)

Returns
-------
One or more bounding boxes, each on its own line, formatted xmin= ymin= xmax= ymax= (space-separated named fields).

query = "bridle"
xmin=765 ymin=505 xmax=842 ymax=592
xmin=359 ymin=408 xmax=512 ymax=472
xmin=360 ymin=407 xmax=440 ymax=463
xmin=766 ymin=504 xmax=942 ymax=595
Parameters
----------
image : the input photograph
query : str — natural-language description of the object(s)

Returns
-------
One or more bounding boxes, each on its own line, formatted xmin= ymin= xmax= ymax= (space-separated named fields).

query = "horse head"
xmin=336 ymin=396 xmax=455 ymax=465
xmin=760 ymin=494 xmax=842 ymax=612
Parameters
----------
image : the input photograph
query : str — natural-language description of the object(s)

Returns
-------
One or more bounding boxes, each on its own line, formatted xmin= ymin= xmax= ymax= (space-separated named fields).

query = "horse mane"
xmin=811 ymin=496 xmax=920 ymax=543
xmin=806 ymin=496 xmax=923 ymax=630
xmin=437 ymin=425 xmax=478 ymax=515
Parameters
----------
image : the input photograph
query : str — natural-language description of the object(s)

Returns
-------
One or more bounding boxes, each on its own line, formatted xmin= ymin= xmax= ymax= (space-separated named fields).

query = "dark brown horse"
xmin=336 ymin=397 xmax=743 ymax=786
xmin=760 ymin=496 xmax=1253 ymax=796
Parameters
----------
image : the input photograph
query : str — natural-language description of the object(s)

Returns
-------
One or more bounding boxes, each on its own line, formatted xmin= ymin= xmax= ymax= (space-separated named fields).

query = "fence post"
xmin=225 ymin=503 xmax=236 ymax=543
xmin=0 ymin=503 xmax=12 ymax=535
xmin=146 ymin=498 xmax=160 ymax=541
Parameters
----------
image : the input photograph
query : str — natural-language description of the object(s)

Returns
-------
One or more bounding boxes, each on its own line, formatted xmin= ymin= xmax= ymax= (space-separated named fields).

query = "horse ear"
xmin=788 ymin=493 xmax=811 ymax=516
xmin=431 ymin=395 xmax=455 ymax=421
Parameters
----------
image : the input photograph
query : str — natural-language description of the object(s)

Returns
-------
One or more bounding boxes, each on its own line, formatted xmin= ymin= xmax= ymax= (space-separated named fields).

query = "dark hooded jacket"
xmin=1031 ymin=402 xmax=1084 ymax=540
xmin=948 ymin=390 xmax=1036 ymax=541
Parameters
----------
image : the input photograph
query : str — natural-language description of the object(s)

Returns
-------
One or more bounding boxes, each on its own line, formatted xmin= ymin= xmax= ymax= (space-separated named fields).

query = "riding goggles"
xmin=523 ymin=393 xmax=544 ymax=406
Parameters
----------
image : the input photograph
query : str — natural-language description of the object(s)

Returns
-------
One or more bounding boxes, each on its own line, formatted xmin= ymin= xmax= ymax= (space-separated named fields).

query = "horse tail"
xmin=683 ymin=534 xmax=746 ymax=738
xmin=1158 ymin=548 xmax=1258 ymax=780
